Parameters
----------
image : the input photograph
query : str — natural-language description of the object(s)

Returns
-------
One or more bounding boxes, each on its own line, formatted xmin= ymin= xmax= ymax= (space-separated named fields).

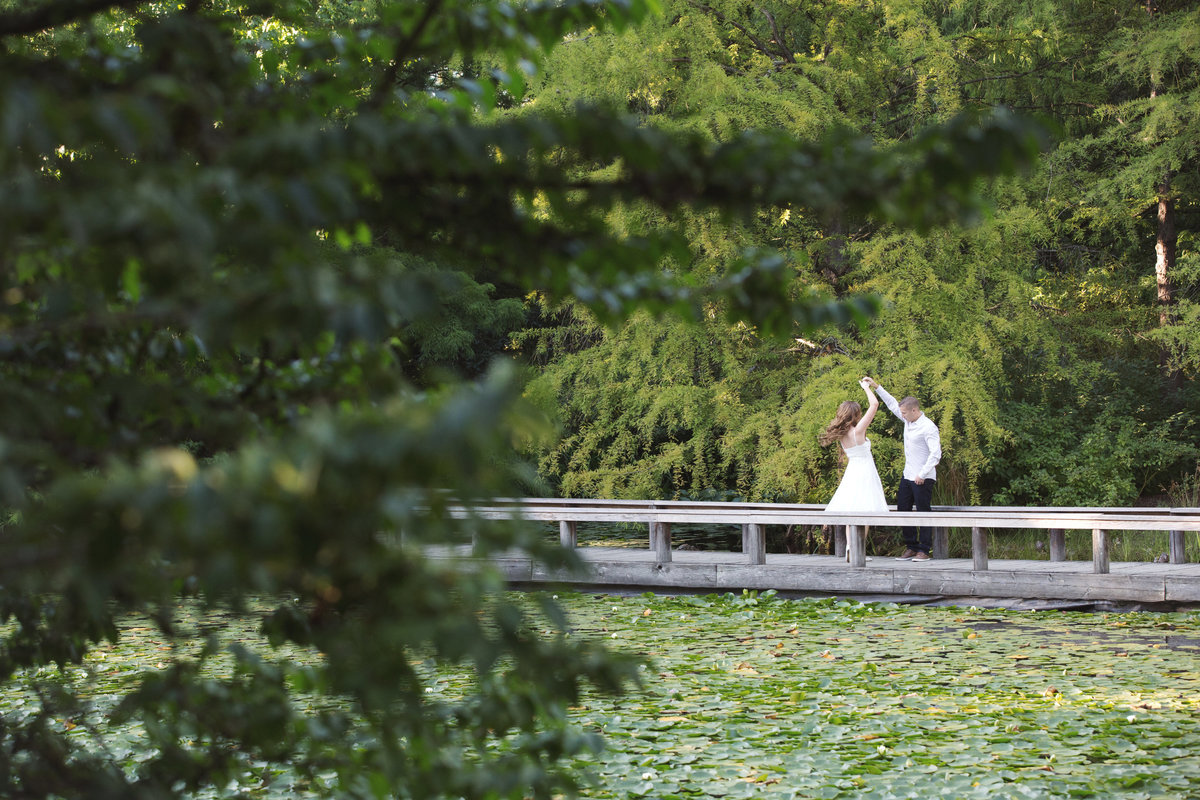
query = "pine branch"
xmin=957 ymin=63 xmax=1063 ymax=87
xmin=1022 ymin=101 xmax=1099 ymax=110
xmin=0 ymin=0 xmax=145 ymax=37
xmin=757 ymin=6 xmax=795 ymax=64
xmin=366 ymin=0 xmax=444 ymax=111
xmin=0 ymin=308 xmax=183 ymax=351
xmin=686 ymin=0 xmax=787 ymax=64
xmin=667 ymin=56 xmax=747 ymax=77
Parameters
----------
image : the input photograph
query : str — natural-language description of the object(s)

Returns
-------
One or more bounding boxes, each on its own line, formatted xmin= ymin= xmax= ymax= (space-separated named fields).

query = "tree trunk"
xmin=1146 ymin=0 xmax=1178 ymax=384
xmin=1155 ymin=173 xmax=1176 ymax=329
xmin=1154 ymin=176 xmax=1182 ymax=388
xmin=820 ymin=213 xmax=850 ymax=290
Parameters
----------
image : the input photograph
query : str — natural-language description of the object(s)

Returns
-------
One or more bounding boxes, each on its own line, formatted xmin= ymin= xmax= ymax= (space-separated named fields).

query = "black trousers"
xmin=896 ymin=478 xmax=936 ymax=554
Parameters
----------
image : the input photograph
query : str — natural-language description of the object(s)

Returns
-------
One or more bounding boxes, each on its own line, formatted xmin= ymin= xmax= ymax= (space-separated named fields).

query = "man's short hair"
xmin=899 ymin=396 xmax=920 ymax=410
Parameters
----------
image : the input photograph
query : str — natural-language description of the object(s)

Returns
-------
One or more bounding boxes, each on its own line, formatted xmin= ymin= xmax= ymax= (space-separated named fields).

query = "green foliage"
xmin=520 ymin=0 xmax=1200 ymax=511
xmin=1167 ymin=463 xmax=1200 ymax=507
xmin=994 ymin=401 xmax=1196 ymax=507
xmin=383 ymin=253 xmax=529 ymax=385
xmin=526 ymin=313 xmax=744 ymax=498
xmin=0 ymin=0 xmax=1051 ymax=797
xmin=1 ymin=367 xmax=645 ymax=798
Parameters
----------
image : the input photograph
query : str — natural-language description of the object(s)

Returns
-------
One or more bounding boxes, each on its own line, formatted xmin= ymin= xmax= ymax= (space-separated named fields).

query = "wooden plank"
xmin=492 ymin=497 xmax=1200 ymax=516
xmin=523 ymin=554 xmax=1173 ymax=602
xmin=458 ymin=506 xmax=1200 ymax=531
xmin=716 ymin=563 xmax=894 ymax=593
xmin=972 ymin=526 xmax=988 ymax=571
xmin=746 ymin=523 xmax=766 ymax=565
xmin=573 ymin=560 xmax=722 ymax=589
xmin=1170 ymin=530 xmax=1186 ymax=564
xmin=1093 ymin=529 xmax=1109 ymax=574
xmin=892 ymin=567 xmax=1166 ymax=602
xmin=508 ymin=499 xmax=1196 ymax=515
xmin=938 ymin=504 xmax=1193 ymax=516
xmin=1112 ymin=562 xmax=1170 ymax=574
xmin=1166 ymin=576 xmax=1200 ymax=603
xmin=484 ymin=556 xmax=535 ymax=582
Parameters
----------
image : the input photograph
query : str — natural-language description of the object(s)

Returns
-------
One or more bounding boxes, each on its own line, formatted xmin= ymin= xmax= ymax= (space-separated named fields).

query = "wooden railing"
xmin=453 ymin=499 xmax=1200 ymax=574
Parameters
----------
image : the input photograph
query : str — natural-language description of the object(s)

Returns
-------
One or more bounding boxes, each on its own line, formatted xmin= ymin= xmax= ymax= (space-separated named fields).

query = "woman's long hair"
xmin=819 ymin=401 xmax=862 ymax=446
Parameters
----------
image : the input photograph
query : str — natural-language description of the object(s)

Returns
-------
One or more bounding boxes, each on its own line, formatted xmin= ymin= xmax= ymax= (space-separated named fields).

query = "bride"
xmin=820 ymin=377 xmax=889 ymax=516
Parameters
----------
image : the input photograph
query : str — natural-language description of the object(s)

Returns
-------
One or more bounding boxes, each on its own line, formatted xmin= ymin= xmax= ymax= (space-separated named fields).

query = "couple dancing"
xmin=820 ymin=377 xmax=942 ymax=562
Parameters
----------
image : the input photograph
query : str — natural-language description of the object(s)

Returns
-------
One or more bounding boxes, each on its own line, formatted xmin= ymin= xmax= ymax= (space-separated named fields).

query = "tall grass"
xmin=945 ymin=527 xmax=1200 ymax=563
xmin=1168 ymin=464 xmax=1200 ymax=508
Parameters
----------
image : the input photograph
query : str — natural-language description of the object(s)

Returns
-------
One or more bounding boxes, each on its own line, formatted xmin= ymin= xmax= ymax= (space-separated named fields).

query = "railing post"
xmin=833 ymin=525 xmax=847 ymax=558
xmin=1049 ymin=529 xmax=1066 ymax=561
xmin=652 ymin=521 xmax=672 ymax=563
xmin=746 ymin=523 xmax=766 ymax=565
xmin=559 ymin=520 xmax=577 ymax=548
xmin=971 ymin=526 xmax=988 ymax=571
xmin=1092 ymin=528 xmax=1109 ymax=574
xmin=741 ymin=524 xmax=749 ymax=552
xmin=933 ymin=527 xmax=949 ymax=560
xmin=1169 ymin=530 xmax=1186 ymax=564
xmin=847 ymin=524 xmax=866 ymax=567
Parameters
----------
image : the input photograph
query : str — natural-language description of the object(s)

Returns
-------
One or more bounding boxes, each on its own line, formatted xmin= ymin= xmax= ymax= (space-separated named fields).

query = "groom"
xmin=866 ymin=378 xmax=941 ymax=562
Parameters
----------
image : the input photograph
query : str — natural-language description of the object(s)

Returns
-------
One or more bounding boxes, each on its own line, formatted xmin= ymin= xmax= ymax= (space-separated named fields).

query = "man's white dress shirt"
xmin=875 ymin=387 xmax=941 ymax=482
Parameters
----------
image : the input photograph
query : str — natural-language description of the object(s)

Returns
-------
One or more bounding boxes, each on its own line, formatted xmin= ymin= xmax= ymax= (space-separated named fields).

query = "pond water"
xmin=4 ymin=591 xmax=1198 ymax=799
xmin=539 ymin=591 xmax=1200 ymax=799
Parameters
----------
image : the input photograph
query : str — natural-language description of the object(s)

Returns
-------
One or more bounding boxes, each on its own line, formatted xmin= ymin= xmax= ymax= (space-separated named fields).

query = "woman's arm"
xmin=852 ymin=378 xmax=879 ymax=439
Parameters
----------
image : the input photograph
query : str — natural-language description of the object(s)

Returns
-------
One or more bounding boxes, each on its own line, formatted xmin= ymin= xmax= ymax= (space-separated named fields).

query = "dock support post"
xmin=1169 ymin=530 xmax=1186 ymax=564
xmin=652 ymin=521 xmax=672 ymax=563
xmin=1049 ymin=529 xmax=1066 ymax=561
xmin=559 ymin=520 xmax=577 ymax=549
xmin=933 ymin=527 xmax=949 ymax=560
xmin=1092 ymin=528 xmax=1109 ymax=574
xmin=746 ymin=523 xmax=766 ymax=565
xmin=971 ymin=526 xmax=988 ymax=571
xmin=833 ymin=525 xmax=847 ymax=559
xmin=847 ymin=524 xmax=866 ymax=567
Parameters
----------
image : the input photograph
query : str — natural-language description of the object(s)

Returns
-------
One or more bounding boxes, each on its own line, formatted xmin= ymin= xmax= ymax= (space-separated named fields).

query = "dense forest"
xmin=0 ymin=1 xmax=1195 ymax=797
xmin=506 ymin=0 xmax=1200 ymax=508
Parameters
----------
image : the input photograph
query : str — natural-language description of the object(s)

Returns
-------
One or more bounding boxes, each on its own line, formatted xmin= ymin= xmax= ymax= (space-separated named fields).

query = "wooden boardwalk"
xmin=446 ymin=498 xmax=1200 ymax=606
xmin=484 ymin=546 xmax=1200 ymax=605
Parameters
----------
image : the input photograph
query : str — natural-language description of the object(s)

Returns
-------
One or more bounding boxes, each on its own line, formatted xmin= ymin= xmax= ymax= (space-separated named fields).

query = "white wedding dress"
xmin=825 ymin=438 xmax=889 ymax=513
